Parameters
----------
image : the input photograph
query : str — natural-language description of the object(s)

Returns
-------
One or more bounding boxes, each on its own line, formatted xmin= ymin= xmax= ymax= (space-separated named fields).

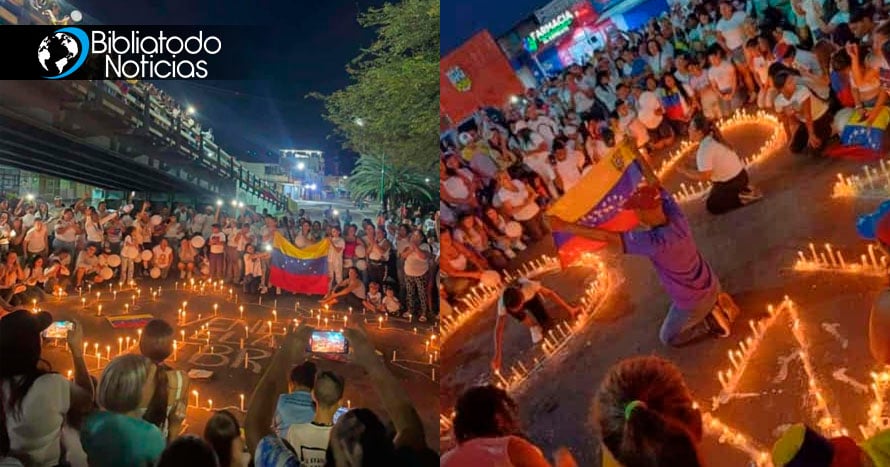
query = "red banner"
xmin=440 ymin=30 xmax=525 ymax=127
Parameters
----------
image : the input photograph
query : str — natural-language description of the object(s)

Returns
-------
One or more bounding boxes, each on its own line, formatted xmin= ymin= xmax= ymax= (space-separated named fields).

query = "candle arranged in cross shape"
xmin=192 ymin=390 xmax=199 ymax=407
xmin=213 ymin=303 xmax=218 ymax=315
xmin=240 ymin=394 xmax=245 ymax=412
xmin=239 ymin=305 xmax=244 ymax=320
xmin=97 ymin=305 xmax=102 ymax=316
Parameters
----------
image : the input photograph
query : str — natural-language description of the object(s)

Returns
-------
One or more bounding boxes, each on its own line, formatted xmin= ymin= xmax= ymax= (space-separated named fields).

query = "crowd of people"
xmin=441 ymin=0 xmax=890 ymax=464
xmin=0 ymin=195 xmax=440 ymax=321
xmin=0 ymin=308 xmax=436 ymax=467
xmin=441 ymin=0 xmax=890 ymax=295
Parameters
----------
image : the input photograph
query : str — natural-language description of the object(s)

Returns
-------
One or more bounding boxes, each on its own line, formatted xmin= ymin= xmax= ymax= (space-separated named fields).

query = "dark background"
xmin=71 ymin=0 xmax=389 ymax=174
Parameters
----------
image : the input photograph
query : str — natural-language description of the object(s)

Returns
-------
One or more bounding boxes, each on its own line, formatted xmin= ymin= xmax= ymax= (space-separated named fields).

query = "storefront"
xmin=497 ymin=0 xmax=612 ymax=83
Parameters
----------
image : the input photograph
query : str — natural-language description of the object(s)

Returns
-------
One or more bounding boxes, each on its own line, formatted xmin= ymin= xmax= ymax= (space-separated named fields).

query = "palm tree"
xmin=348 ymin=154 xmax=435 ymax=213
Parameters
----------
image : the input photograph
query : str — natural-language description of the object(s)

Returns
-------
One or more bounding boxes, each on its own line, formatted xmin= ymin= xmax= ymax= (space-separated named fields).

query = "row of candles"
xmin=832 ymin=162 xmax=890 ymax=198
xmin=860 ymin=370 xmax=890 ymax=438
xmin=492 ymin=260 xmax=609 ymax=393
xmin=794 ymin=242 xmax=887 ymax=275
xmin=705 ymin=295 xmax=851 ymax=465
xmin=714 ymin=298 xmax=790 ymax=409
xmin=655 ymin=109 xmax=787 ymax=180
xmin=700 ymin=411 xmax=770 ymax=466
xmin=712 ymin=296 xmax=844 ymax=436
xmin=440 ymin=255 xmax=561 ymax=342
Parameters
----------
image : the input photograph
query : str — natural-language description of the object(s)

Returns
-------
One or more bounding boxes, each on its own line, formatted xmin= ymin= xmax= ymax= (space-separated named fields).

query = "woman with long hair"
xmin=659 ymin=73 xmax=694 ymax=135
xmin=677 ymin=113 xmax=762 ymax=214
xmin=0 ymin=310 xmax=93 ymax=466
xmin=595 ymin=356 xmax=704 ymax=466
xmin=139 ymin=319 xmax=190 ymax=444
xmin=204 ymin=410 xmax=249 ymax=467
xmin=442 ymin=385 xmax=556 ymax=466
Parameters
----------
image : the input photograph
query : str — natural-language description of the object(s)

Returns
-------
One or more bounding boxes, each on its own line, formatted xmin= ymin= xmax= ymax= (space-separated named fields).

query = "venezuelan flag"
xmin=106 ymin=314 xmax=155 ymax=329
xmin=547 ymin=143 xmax=643 ymax=267
xmin=661 ymin=90 xmax=688 ymax=122
xmin=269 ymin=232 xmax=330 ymax=295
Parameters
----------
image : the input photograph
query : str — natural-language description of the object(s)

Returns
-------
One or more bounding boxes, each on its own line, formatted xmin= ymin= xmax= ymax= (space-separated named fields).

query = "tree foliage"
xmin=311 ymin=0 xmax=439 ymax=170
xmin=347 ymin=154 xmax=435 ymax=212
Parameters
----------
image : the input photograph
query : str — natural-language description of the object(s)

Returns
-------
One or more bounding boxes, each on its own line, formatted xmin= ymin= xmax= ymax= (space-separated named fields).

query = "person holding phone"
xmin=0 ymin=310 xmax=94 ymax=466
xmin=246 ymin=324 xmax=434 ymax=467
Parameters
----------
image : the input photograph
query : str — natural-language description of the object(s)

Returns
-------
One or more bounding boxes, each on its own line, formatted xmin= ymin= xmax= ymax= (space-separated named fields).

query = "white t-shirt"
xmin=555 ymin=151 xmax=585 ymax=192
xmin=716 ymin=11 xmax=747 ymax=50
xmin=573 ymin=90 xmax=596 ymax=113
xmin=497 ymin=180 xmax=540 ymax=221
xmin=84 ymin=219 xmax=105 ymax=244
xmin=442 ymin=176 xmax=471 ymax=202
xmin=696 ymin=136 xmax=745 ymax=182
xmin=383 ymin=295 xmax=401 ymax=313
xmin=637 ymin=91 xmax=664 ymax=129
xmin=24 ymin=228 xmax=47 ymax=253
xmin=774 ymin=84 xmax=828 ymax=122
xmin=2 ymin=374 xmax=70 ymax=467
xmin=209 ymin=232 xmax=226 ymax=254
xmin=328 ymin=237 xmax=345 ymax=264
xmin=244 ymin=253 xmax=263 ymax=276
xmin=54 ymin=219 xmax=77 ymax=243
xmin=404 ymin=243 xmax=431 ymax=277
xmin=153 ymin=245 xmax=174 ymax=268
xmin=791 ymin=50 xmax=823 ymax=76
xmin=708 ymin=61 xmax=737 ymax=93
xmin=527 ymin=116 xmax=558 ymax=146
xmin=285 ymin=422 xmax=332 ymax=466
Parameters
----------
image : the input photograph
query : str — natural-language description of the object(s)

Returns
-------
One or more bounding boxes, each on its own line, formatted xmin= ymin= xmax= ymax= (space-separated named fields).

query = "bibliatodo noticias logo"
xmin=4 ymin=26 xmax=248 ymax=80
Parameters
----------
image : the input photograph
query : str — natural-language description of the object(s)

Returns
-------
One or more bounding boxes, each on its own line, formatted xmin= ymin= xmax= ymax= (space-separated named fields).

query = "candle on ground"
xmin=137 ymin=329 xmax=142 ymax=341
xmin=273 ymin=310 xmax=277 ymax=322
xmin=192 ymin=390 xmax=199 ymax=407
xmin=239 ymin=306 xmax=244 ymax=320
xmin=118 ymin=337 xmax=122 ymax=355
xmin=97 ymin=305 xmax=102 ymax=316
xmin=378 ymin=316 xmax=383 ymax=329
xmin=240 ymin=394 xmax=245 ymax=412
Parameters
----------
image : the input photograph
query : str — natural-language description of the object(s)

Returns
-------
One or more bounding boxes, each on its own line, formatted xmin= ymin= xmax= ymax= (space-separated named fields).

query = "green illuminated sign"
xmin=528 ymin=11 xmax=575 ymax=47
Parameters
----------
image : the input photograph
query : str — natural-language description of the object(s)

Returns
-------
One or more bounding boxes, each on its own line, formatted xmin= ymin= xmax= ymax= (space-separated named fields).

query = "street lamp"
xmin=187 ymin=106 xmax=196 ymax=115
xmin=297 ymin=162 xmax=305 ymax=171
xmin=424 ymin=178 xmax=430 ymax=183
xmin=354 ymin=118 xmax=365 ymax=127
xmin=230 ymin=200 xmax=238 ymax=207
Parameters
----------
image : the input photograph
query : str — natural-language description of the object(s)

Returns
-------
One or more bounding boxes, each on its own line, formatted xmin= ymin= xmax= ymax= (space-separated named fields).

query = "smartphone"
xmin=308 ymin=331 xmax=349 ymax=354
xmin=42 ymin=321 xmax=74 ymax=339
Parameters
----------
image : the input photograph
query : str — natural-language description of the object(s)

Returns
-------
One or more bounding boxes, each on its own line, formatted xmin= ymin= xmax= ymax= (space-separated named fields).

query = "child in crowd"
xmin=363 ymin=281 xmax=383 ymax=313
xmin=382 ymin=285 xmax=402 ymax=316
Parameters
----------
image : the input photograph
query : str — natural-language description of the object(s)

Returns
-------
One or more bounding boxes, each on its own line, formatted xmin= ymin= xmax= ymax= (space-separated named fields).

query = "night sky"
xmin=441 ymin=0 xmax=548 ymax=55
xmin=75 ymin=0 xmax=388 ymax=174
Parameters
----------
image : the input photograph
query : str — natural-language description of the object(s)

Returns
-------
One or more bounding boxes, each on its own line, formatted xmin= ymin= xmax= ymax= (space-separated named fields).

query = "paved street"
xmin=38 ymin=281 xmax=440 ymax=451
xmin=441 ymin=123 xmax=887 ymax=465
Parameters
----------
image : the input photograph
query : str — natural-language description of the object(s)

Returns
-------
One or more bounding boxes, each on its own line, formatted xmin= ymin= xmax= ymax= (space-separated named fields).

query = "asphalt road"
xmin=441 ymin=122 xmax=888 ymax=465
xmin=38 ymin=278 xmax=441 ymax=452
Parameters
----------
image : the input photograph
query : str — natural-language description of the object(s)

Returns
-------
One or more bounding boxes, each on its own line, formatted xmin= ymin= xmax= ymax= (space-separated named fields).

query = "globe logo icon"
xmin=38 ymin=32 xmax=80 ymax=76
